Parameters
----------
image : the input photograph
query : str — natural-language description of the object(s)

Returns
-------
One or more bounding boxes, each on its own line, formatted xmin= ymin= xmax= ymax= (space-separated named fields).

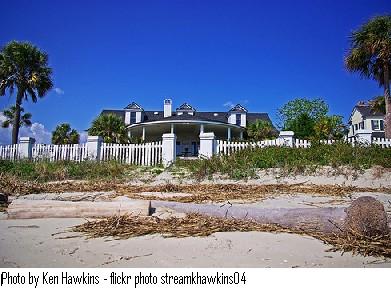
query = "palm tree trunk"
xmin=11 ymin=91 xmax=23 ymax=144
xmin=384 ymin=65 xmax=391 ymax=139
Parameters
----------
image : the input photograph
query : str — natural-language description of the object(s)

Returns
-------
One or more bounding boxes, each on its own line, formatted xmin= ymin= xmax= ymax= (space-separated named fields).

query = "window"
xmin=360 ymin=121 xmax=364 ymax=129
xmin=130 ymin=112 xmax=136 ymax=124
xmin=355 ymin=124 xmax=358 ymax=131
xmin=236 ymin=114 xmax=241 ymax=126
xmin=372 ymin=120 xmax=384 ymax=131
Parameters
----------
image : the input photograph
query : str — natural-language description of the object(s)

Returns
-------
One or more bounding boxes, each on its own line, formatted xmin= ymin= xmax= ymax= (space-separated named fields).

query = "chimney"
xmin=164 ymin=98 xmax=172 ymax=117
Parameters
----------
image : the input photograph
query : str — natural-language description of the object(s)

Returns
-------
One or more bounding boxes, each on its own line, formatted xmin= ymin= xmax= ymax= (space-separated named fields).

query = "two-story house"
xmin=348 ymin=101 xmax=385 ymax=138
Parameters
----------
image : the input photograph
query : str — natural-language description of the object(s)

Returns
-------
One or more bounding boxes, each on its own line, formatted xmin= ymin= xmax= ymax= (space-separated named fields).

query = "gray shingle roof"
xmin=355 ymin=105 xmax=384 ymax=118
xmin=100 ymin=109 xmax=274 ymax=128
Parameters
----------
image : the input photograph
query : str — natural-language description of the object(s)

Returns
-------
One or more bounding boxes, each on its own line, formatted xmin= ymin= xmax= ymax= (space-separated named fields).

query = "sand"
xmin=1 ymin=167 xmax=391 ymax=268
xmin=1 ymin=217 xmax=391 ymax=268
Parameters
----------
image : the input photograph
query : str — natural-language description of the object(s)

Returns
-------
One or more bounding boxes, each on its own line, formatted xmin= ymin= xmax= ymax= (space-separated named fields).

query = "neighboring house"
xmin=348 ymin=101 xmax=385 ymax=138
xmin=101 ymin=99 xmax=274 ymax=157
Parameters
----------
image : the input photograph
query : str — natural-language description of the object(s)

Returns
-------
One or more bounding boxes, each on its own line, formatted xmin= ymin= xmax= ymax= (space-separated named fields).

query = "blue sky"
xmin=0 ymin=0 xmax=390 ymax=141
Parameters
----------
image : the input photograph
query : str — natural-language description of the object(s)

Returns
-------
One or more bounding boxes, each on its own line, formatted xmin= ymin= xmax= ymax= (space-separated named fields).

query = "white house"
xmin=348 ymin=101 xmax=385 ymax=138
xmin=101 ymin=99 xmax=275 ymax=157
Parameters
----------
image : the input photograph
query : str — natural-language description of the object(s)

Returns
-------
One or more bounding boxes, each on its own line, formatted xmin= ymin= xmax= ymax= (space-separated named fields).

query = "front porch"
xmin=128 ymin=121 xmax=244 ymax=157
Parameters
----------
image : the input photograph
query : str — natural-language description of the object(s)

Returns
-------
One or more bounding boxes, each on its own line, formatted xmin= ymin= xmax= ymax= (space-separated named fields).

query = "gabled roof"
xmin=124 ymin=102 xmax=144 ymax=111
xmin=100 ymin=109 xmax=275 ymax=129
xmin=349 ymin=104 xmax=384 ymax=122
xmin=176 ymin=102 xmax=196 ymax=112
xmin=355 ymin=104 xmax=384 ymax=118
xmin=229 ymin=104 xmax=248 ymax=113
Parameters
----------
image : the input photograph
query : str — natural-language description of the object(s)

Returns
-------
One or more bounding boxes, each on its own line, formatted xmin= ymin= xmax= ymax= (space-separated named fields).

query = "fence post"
xmin=355 ymin=129 xmax=372 ymax=145
xmin=87 ymin=136 xmax=103 ymax=161
xmin=278 ymin=131 xmax=295 ymax=147
xmin=162 ymin=133 xmax=176 ymax=167
xmin=199 ymin=132 xmax=216 ymax=158
xmin=19 ymin=137 xmax=35 ymax=160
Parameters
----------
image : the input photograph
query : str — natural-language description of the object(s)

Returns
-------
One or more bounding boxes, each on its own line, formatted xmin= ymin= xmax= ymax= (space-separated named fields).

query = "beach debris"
xmin=72 ymin=213 xmax=391 ymax=258
xmin=344 ymin=196 xmax=390 ymax=237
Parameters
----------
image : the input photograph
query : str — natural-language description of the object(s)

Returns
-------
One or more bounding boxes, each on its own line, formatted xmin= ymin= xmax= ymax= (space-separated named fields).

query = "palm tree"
xmin=345 ymin=15 xmax=391 ymax=138
xmin=88 ymin=114 xmax=129 ymax=143
xmin=0 ymin=41 xmax=53 ymax=144
xmin=369 ymin=96 xmax=386 ymax=114
xmin=1 ymin=106 xmax=32 ymax=129
xmin=52 ymin=123 xmax=80 ymax=144
xmin=247 ymin=120 xmax=276 ymax=141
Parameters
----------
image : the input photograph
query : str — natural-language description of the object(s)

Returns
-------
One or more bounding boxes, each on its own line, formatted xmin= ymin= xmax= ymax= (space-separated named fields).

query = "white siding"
xmin=125 ymin=111 xmax=131 ymax=124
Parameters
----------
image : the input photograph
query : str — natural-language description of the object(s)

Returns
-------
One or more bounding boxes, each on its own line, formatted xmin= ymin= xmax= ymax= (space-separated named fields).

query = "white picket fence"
xmin=217 ymin=138 xmax=286 ymax=155
xmin=217 ymin=137 xmax=391 ymax=155
xmin=0 ymin=141 xmax=163 ymax=166
xmin=372 ymin=137 xmax=391 ymax=148
xmin=32 ymin=143 xmax=88 ymax=162
xmin=0 ymin=144 xmax=20 ymax=161
xmin=100 ymin=141 xmax=162 ymax=166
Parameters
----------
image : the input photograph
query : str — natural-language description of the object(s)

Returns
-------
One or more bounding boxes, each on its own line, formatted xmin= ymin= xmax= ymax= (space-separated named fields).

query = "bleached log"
xmin=7 ymin=199 xmax=151 ymax=219
xmin=152 ymin=200 xmax=348 ymax=234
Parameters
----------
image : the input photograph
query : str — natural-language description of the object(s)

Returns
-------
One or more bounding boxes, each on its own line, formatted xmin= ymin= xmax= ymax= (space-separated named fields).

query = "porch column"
xmin=239 ymin=130 xmax=243 ymax=140
xmin=128 ymin=130 xmax=132 ymax=138
xmin=200 ymin=124 xmax=204 ymax=134
xmin=171 ymin=123 xmax=174 ymax=134
xmin=19 ymin=137 xmax=35 ymax=160
xmin=87 ymin=136 xmax=103 ymax=161
xmin=227 ymin=127 xmax=232 ymax=141
xmin=199 ymin=132 xmax=216 ymax=159
xmin=142 ymin=126 xmax=146 ymax=141
xmin=279 ymin=131 xmax=294 ymax=147
xmin=162 ymin=133 xmax=176 ymax=167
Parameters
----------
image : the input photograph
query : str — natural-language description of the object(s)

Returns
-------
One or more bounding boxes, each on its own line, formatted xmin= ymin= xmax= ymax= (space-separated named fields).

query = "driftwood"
xmin=7 ymin=199 xmax=151 ymax=219
xmin=152 ymin=199 xmax=389 ymax=235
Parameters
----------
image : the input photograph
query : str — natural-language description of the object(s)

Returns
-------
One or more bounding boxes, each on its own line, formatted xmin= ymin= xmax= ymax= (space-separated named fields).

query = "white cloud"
xmin=54 ymin=87 xmax=64 ymax=95
xmin=223 ymin=101 xmax=235 ymax=109
xmin=0 ymin=112 xmax=51 ymax=144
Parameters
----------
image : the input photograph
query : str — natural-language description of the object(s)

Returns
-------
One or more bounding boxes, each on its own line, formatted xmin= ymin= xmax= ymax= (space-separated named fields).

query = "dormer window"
xmin=124 ymin=101 xmax=144 ymax=124
xmin=228 ymin=103 xmax=247 ymax=127
xmin=130 ymin=112 xmax=136 ymax=124
xmin=176 ymin=102 xmax=196 ymax=116
xmin=236 ymin=114 xmax=241 ymax=126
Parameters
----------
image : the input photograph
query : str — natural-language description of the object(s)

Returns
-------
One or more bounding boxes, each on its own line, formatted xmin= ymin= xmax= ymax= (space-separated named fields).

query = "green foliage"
xmin=247 ymin=120 xmax=276 ymax=140
xmin=0 ymin=41 xmax=53 ymax=144
xmin=313 ymin=115 xmax=347 ymax=140
xmin=0 ymin=160 xmax=138 ymax=182
xmin=278 ymin=98 xmax=328 ymax=130
xmin=285 ymin=113 xmax=315 ymax=139
xmin=368 ymin=96 xmax=386 ymax=114
xmin=175 ymin=143 xmax=391 ymax=180
xmin=345 ymin=15 xmax=391 ymax=87
xmin=89 ymin=114 xmax=129 ymax=143
xmin=278 ymin=98 xmax=347 ymax=140
xmin=1 ymin=106 xmax=32 ymax=128
xmin=52 ymin=123 xmax=80 ymax=144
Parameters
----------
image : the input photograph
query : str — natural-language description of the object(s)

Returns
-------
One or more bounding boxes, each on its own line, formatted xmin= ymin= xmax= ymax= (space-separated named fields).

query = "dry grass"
xmin=72 ymin=213 xmax=391 ymax=258
xmin=2 ymin=173 xmax=391 ymax=203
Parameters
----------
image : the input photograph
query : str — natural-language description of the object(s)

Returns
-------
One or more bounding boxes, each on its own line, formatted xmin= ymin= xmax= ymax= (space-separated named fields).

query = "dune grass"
xmin=174 ymin=142 xmax=391 ymax=179
xmin=0 ymin=160 xmax=143 ymax=182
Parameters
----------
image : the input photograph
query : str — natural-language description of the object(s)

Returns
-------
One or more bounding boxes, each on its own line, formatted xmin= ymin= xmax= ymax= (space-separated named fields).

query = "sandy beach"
xmin=1 ymin=217 xmax=391 ymax=268
xmin=1 ymin=167 xmax=391 ymax=268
